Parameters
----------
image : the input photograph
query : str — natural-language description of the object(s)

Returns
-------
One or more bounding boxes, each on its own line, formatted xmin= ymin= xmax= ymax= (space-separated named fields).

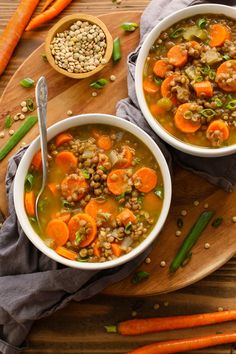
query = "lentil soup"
xmin=143 ymin=14 xmax=236 ymax=148
xmin=24 ymin=124 xmax=164 ymax=263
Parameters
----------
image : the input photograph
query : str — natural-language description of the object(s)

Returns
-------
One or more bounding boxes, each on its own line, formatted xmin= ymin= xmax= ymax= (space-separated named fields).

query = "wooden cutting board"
xmin=0 ymin=11 xmax=236 ymax=297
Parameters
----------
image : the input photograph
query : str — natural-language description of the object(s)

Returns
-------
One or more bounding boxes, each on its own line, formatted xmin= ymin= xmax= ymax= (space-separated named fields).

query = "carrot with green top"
xmin=0 ymin=0 xmax=40 ymax=76
xmin=153 ymin=60 xmax=169 ymax=78
xmin=107 ymin=169 xmax=130 ymax=195
xmin=55 ymin=151 xmax=77 ymax=172
xmin=174 ymin=103 xmax=201 ymax=133
xmin=127 ymin=332 xmax=236 ymax=354
xmin=117 ymin=310 xmax=236 ymax=336
xmin=206 ymin=119 xmax=229 ymax=146
xmin=194 ymin=81 xmax=213 ymax=97
xmin=116 ymin=208 xmax=136 ymax=226
xmin=68 ymin=213 xmax=97 ymax=247
xmin=132 ymin=167 xmax=157 ymax=193
xmin=25 ymin=0 xmax=73 ymax=31
xmin=143 ymin=78 xmax=159 ymax=94
xmin=55 ymin=133 xmax=73 ymax=147
xmin=56 ymin=246 xmax=78 ymax=260
xmin=24 ymin=191 xmax=36 ymax=216
xmin=167 ymin=44 xmax=188 ymax=67
xmin=209 ymin=24 xmax=231 ymax=47
xmin=46 ymin=219 xmax=69 ymax=246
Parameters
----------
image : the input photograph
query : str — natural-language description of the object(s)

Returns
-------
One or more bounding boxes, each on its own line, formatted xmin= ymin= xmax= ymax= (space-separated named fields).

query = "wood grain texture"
xmin=0 ymin=1 xmax=236 ymax=354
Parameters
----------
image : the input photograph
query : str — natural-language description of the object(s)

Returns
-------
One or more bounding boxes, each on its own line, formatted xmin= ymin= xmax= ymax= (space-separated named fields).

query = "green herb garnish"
xmin=195 ymin=75 xmax=203 ymax=82
xmin=81 ymin=169 xmax=90 ymax=179
xmin=197 ymin=18 xmax=207 ymax=29
xmin=115 ymin=192 xmax=126 ymax=201
xmin=120 ymin=22 xmax=139 ymax=32
xmin=211 ymin=217 xmax=223 ymax=228
xmin=75 ymin=231 xmax=83 ymax=245
xmin=4 ymin=115 xmax=12 ymax=129
xmin=169 ymin=27 xmax=184 ymax=39
xmin=154 ymin=186 xmax=164 ymax=199
xmin=104 ymin=325 xmax=117 ymax=333
xmin=154 ymin=77 xmax=163 ymax=86
xmin=25 ymin=173 xmax=34 ymax=192
xmin=226 ymin=100 xmax=236 ymax=110
xmin=26 ymin=98 xmax=34 ymax=112
xmin=131 ymin=271 xmax=150 ymax=284
xmin=98 ymin=165 xmax=107 ymax=172
xmin=125 ymin=221 xmax=133 ymax=234
xmin=61 ymin=199 xmax=72 ymax=209
xmin=90 ymin=78 xmax=108 ymax=89
xmin=200 ymin=108 xmax=216 ymax=118
xmin=29 ymin=217 xmax=37 ymax=223
xmin=213 ymin=98 xmax=223 ymax=107
xmin=133 ymin=157 xmax=141 ymax=165
xmin=223 ymin=55 xmax=231 ymax=61
xmin=20 ymin=78 xmax=35 ymax=88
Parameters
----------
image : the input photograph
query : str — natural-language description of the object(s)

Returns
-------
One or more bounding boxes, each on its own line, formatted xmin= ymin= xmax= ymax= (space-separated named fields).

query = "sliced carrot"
xmin=111 ymin=243 xmax=122 ymax=257
xmin=61 ymin=174 xmax=88 ymax=201
xmin=206 ymin=119 xmax=229 ymax=144
xmin=118 ymin=310 xmax=236 ymax=336
xmin=193 ymin=81 xmax=213 ymax=97
xmin=189 ymin=40 xmax=202 ymax=51
xmin=47 ymin=182 xmax=58 ymax=196
xmin=92 ymin=128 xmax=102 ymax=139
xmin=24 ymin=191 xmax=35 ymax=217
xmin=149 ymin=104 xmax=165 ymax=117
xmin=54 ymin=211 xmax=71 ymax=223
xmin=31 ymin=150 xmax=42 ymax=170
xmin=68 ymin=213 xmax=97 ymax=247
xmin=216 ymin=60 xmax=236 ymax=92
xmin=167 ymin=44 xmax=188 ymax=67
xmin=128 ymin=332 xmax=236 ymax=354
xmin=85 ymin=198 xmax=117 ymax=220
xmin=143 ymin=77 xmax=160 ymax=95
xmin=55 ymin=151 xmax=77 ymax=172
xmin=143 ymin=192 xmax=162 ymax=212
xmin=209 ymin=23 xmax=231 ymax=47
xmin=96 ymin=135 xmax=113 ymax=151
xmin=132 ymin=167 xmax=157 ymax=193
xmin=55 ymin=132 xmax=73 ymax=147
xmin=107 ymin=169 xmax=130 ymax=195
xmin=116 ymin=146 xmax=134 ymax=168
xmin=161 ymin=74 xmax=179 ymax=104
xmin=174 ymin=103 xmax=201 ymax=133
xmin=93 ymin=238 xmax=101 ymax=257
xmin=46 ymin=219 xmax=69 ymax=246
xmin=153 ymin=59 xmax=169 ymax=78
xmin=55 ymin=246 xmax=78 ymax=260
xmin=116 ymin=208 xmax=136 ymax=226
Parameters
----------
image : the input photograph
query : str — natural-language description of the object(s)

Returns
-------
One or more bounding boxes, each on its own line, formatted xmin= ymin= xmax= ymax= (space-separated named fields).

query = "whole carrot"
xmin=0 ymin=0 xmax=40 ymax=76
xmin=127 ymin=332 xmax=236 ymax=354
xmin=25 ymin=0 xmax=73 ymax=31
xmin=117 ymin=310 xmax=236 ymax=336
xmin=41 ymin=0 xmax=55 ymax=12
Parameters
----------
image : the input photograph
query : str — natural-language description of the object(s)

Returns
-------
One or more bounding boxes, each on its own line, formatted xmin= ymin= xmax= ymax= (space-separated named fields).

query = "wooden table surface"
xmin=1 ymin=1 xmax=236 ymax=354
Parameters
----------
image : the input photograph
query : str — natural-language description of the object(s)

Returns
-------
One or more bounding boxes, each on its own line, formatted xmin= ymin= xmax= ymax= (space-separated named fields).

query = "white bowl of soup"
xmin=135 ymin=4 xmax=236 ymax=157
xmin=14 ymin=114 xmax=172 ymax=270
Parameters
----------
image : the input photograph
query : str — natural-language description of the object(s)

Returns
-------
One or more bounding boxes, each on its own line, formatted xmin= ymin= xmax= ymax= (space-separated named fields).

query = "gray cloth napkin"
xmin=1 ymin=1 xmax=236 ymax=354
xmin=117 ymin=0 xmax=236 ymax=193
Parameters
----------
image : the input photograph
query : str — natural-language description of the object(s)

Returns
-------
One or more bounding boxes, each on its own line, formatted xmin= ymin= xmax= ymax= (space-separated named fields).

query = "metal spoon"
xmin=35 ymin=76 xmax=48 ymax=228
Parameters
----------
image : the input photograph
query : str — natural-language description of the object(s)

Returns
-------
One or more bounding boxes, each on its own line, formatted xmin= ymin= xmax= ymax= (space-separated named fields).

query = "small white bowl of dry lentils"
xmin=45 ymin=14 xmax=113 ymax=79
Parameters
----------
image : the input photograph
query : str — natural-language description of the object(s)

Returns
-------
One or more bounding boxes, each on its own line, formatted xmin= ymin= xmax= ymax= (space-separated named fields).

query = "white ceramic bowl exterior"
xmin=135 ymin=4 xmax=236 ymax=157
xmin=14 ymin=114 xmax=172 ymax=270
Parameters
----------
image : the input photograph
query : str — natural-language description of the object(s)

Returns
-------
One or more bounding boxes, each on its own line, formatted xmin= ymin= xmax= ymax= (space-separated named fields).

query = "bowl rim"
xmin=135 ymin=4 xmax=236 ymax=157
xmin=14 ymin=113 xmax=172 ymax=270
xmin=44 ymin=13 xmax=113 ymax=79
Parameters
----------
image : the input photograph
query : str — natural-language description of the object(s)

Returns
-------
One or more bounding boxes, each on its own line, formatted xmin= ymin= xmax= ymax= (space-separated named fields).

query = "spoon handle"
xmin=35 ymin=76 xmax=48 ymax=190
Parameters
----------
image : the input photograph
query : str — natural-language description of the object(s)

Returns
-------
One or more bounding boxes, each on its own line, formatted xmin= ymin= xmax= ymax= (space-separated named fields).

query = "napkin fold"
xmin=1 ymin=0 xmax=236 ymax=353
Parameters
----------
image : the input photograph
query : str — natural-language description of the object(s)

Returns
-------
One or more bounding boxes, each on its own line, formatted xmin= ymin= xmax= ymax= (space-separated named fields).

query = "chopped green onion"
xmin=26 ymin=98 xmax=34 ymax=112
xmin=133 ymin=157 xmax=141 ymax=165
xmin=154 ymin=77 xmax=163 ymax=86
xmin=197 ymin=18 xmax=207 ymax=29
xmin=200 ymin=109 xmax=216 ymax=118
xmin=208 ymin=70 xmax=215 ymax=80
xmin=225 ymin=100 xmax=236 ymax=110
xmin=169 ymin=27 xmax=184 ymax=39
xmin=90 ymin=78 xmax=108 ymax=89
xmin=195 ymin=76 xmax=203 ymax=82
xmin=211 ymin=217 xmax=223 ymax=228
xmin=154 ymin=186 xmax=164 ymax=199
xmin=61 ymin=199 xmax=72 ymax=209
xmin=223 ymin=54 xmax=231 ymax=61
xmin=170 ymin=210 xmax=214 ymax=273
xmin=41 ymin=53 xmax=48 ymax=62
xmin=25 ymin=173 xmax=34 ymax=192
xmin=137 ymin=193 xmax=144 ymax=204
xmin=20 ymin=78 xmax=35 ymax=88
xmin=120 ymin=22 xmax=139 ymax=32
xmin=98 ymin=165 xmax=107 ymax=172
xmin=113 ymin=37 xmax=121 ymax=63
xmin=115 ymin=192 xmax=126 ymax=201
xmin=98 ymin=212 xmax=111 ymax=221
xmin=131 ymin=271 xmax=150 ymax=284
xmin=29 ymin=217 xmax=37 ymax=223
xmin=104 ymin=325 xmax=117 ymax=333
xmin=213 ymin=98 xmax=223 ymax=107
xmin=0 ymin=115 xmax=38 ymax=161
xmin=75 ymin=231 xmax=83 ymax=245
xmin=81 ymin=169 xmax=90 ymax=179
xmin=77 ymin=257 xmax=89 ymax=262
xmin=5 ymin=115 xmax=12 ymax=129
xmin=125 ymin=221 xmax=132 ymax=234
xmin=177 ymin=217 xmax=184 ymax=229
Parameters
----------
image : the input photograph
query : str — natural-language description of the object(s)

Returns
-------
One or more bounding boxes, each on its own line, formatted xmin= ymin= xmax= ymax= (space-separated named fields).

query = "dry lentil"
xmin=204 ymin=203 xmax=209 ymax=209
xmin=131 ymin=311 xmax=137 ymax=317
xmin=160 ymin=261 xmax=166 ymax=267
xmin=153 ymin=303 xmax=160 ymax=310
xmin=67 ymin=110 xmax=73 ymax=116
xmin=0 ymin=131 xmax=5 ymax=138
xmin=9 ymin=129 xmax=14 ymax=136
xmin=21 ymin=106 xmax=28 ymax=113
xmin=20 ymin=101 xmax=27 ymax=107
xmin=218 ymin=306 xmax=224 ymax=312
xmin=232 ymin=216 xmax=236 ymax=223
xmin=181 ymin=209 xmax=187 ymax=216
xmin=92 ymin=91 xmax=98 ymax=97
xmin=110 ymin=74 xmax=116 ymax=81
xmin=175 ymin=230 xmax=182 ymax=237
xmin=204 ymin=242 xmax=210 ymax=249
xmin=145 ymin=257 xmax=151 ymax=264
xmin=193 ymin=200 xmax=199 ymax=206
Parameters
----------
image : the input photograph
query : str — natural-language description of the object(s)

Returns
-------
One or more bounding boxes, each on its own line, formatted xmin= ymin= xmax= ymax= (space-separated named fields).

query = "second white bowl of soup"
xmin=135 ymin=4 xmax=236 ymax=157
